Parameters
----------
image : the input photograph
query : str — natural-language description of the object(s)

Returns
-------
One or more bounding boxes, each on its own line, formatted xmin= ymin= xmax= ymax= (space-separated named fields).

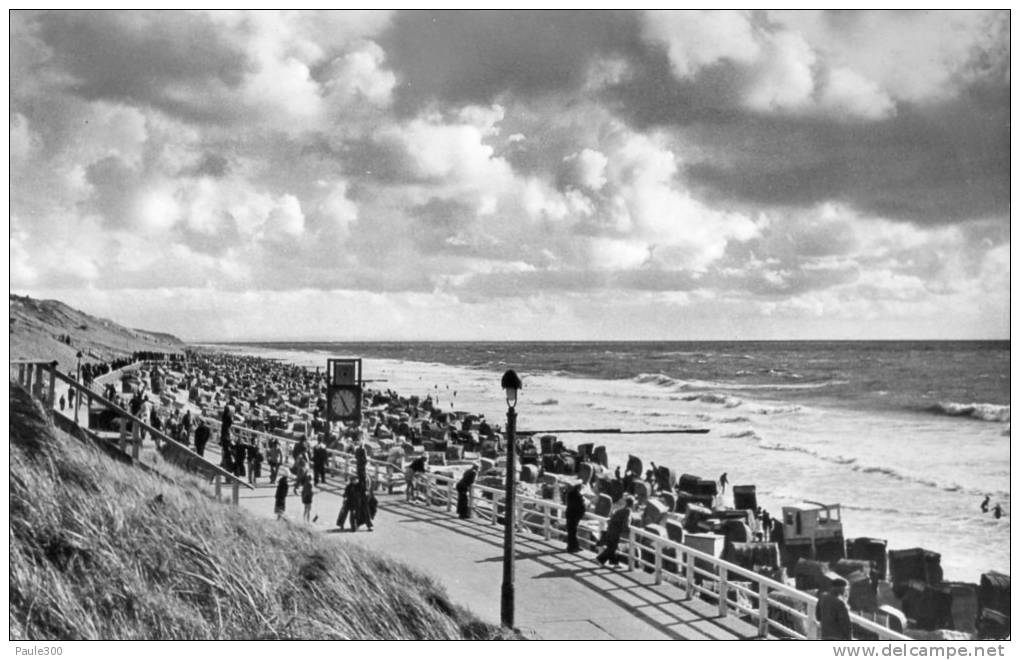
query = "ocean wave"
xmin=758 ymin=441 xmax=857 ymax=466
xmin=723 ymin=429 xmax=762 ymax=441
xmin=681 ymin=393 xmax=743 ymax=408
xmin=751 ymin=404 xmax=803 ymax=415
xmin=535 ymin=398 xmax=559 ymax=406
xmin=696 ymin=414 xmax=751 ymax=424
xmin=927 ymin=401 xmax=1010 ymax=423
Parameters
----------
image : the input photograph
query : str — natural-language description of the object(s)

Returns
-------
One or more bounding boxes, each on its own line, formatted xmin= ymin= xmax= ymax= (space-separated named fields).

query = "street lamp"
xmin=500 ymin=368 xmax=522 ymax=630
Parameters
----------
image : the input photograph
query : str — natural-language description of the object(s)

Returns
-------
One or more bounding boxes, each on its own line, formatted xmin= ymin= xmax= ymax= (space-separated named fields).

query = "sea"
xmin=206 ymin=340 xmax=1010 ymax=583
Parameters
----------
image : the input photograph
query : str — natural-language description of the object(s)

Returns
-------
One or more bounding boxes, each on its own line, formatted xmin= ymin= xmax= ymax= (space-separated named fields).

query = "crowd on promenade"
xmin=112 ymin=352 xmax=785 ymax=552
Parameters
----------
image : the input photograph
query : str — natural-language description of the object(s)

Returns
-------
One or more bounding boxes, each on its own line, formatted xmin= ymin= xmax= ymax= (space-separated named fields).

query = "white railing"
xmin=12 ymin=361 xmax=253 ymax=505
xmin=406 ymin=469 xmax=910 ymax=641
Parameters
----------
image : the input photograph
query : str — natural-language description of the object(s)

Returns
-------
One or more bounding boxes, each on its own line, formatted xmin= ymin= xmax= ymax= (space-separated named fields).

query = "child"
xmin=301 ymin=474 xmax=314 ymax=523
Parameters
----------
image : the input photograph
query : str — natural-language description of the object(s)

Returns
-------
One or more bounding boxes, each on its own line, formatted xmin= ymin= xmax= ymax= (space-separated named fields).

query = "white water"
xmin=210 ymin=344 xmax=1011 ymax=583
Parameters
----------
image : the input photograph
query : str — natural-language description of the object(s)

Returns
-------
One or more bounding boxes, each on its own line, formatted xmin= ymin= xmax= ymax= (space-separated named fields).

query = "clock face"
xmin=330 ymin=388 xmax=358 ymax=418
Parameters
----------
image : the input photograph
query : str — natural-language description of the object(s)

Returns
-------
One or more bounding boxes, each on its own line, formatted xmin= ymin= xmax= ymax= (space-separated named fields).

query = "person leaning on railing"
xmin=405 ymin=454 xmax=429 ymax=502
xmin=596 ymin=496 xmax=637 ymax=567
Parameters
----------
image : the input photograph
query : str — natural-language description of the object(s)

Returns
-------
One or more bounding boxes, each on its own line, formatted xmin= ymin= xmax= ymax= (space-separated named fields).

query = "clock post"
xmin=326 ymin=358 xmax=362 ymax=426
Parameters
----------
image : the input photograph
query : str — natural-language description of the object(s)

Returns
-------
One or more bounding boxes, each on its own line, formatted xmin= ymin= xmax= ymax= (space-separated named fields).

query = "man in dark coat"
xmin=312 ymin=438 xmax=329 ymax=486
xmin=456 ymin=465 xmax=478 ymax=519
xmin=337 ymin=476 xmax=362 ymax=531
xmin=194 ymin=419 xmax=210 ymax=457
xmin=565 ymin=484 xmax=587 ymax=552
xmin=220 ymin=402 xmax=233 ymax=445
xmin=817 ymin=578 xmax=853 ymax=640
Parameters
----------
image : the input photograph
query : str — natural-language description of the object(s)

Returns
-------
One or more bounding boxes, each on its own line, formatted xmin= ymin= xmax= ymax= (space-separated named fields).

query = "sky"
xmin=8 ymin=9 xmax=1011 ymax=341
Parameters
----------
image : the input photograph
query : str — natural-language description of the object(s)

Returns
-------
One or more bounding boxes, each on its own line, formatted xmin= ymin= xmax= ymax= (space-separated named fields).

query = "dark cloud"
xmin=382 ymin=10 xmax=643 ymax=114
xmin=182 ymin=153 xmax=230 ymax=178
xmin=680 ymin=85 xmax=1009 ymax=225
xmin=29 ymin=10 xmax=251 ymax=121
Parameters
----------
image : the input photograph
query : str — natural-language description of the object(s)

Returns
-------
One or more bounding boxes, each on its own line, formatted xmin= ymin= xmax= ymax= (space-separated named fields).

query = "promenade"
xmin=231 ymin=474 xmax=763 ymax=640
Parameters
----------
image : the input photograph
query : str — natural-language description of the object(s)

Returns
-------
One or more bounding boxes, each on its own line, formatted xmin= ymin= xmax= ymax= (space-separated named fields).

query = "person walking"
xmin=220 ymin=401 xmax=233 ymax=445
xmin=193 ymin=418 xmax=210 ymax=457
xmin=597 ymin=496 xmax=636 ymax=566
xmin=274 ymin=476 xmax=289 ymax=520
xmin=816 ymin=577 xmax=853 ymax=640
xmin=267 ymin=439 xmax=283 ymax=484
xmin=405 ymin=454 xmax=428 ymax=502
xmin=719 ymin=472 xmax=728 ymax=494
xmin=337 ymin=476 xmax=361 ymax=531
xmin=981 ymin=495 xmax=991 ymax=513
xmin=312 ymin=437 xmax=329 ymax=486
xmin=301 ymin=475 xmax=314 ymax=523
xmin=456 ymin=464 xmax=478 ymax=520
xmin=565 ymin=483 xmax=587 ymax=553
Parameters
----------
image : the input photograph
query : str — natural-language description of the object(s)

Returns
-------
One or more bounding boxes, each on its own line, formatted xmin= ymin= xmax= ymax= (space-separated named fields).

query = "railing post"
xmin=685 ymin=550 xmax=695 ymax=599
xmin=387 ymin=464 xmax=395 ymax=494
xmin=34 ymin=364 xmax=44 ymax=399
xmin=515 ymin=493 xmax=523 ymax=532
xmin=132 ymin=422 xmax=141 ymax=459
xmin=718 ymin=565 xmax=729 ymax=617
xmin=758 ymin=580 xmax=770 ymax=638
xmin=25 ymin=365 xmax=34 ymax=397
xmin=119 ymin=417 xmax=128 ymax=453
xmin=446 ymin=478 xmax=454 ymax=512
xmin=654 ymin=539 xmax=663 ymax=584
xmin=18 ymin=363 xmax=26 ymax=385
xmin=214 ymin=474 xmax=222 ymax=500
xmin=627 ymin=529 xmax=636 ymax=571
xmin=805 ymin=600 xmax=819 ymax=640
xmin=425 ymin=474 xmax=432 ymax=506
xmin=47 ymin=367 xmax=56 ymax=411
xmin=543 ymin=503 xmax=551 ymax=541
xmin=492 ymin=490 xmax=499 ymax=524
xmin=232 ymin=481 xmax=240 ymax=505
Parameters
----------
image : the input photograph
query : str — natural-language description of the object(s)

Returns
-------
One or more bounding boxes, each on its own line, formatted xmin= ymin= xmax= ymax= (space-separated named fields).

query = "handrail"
xmin=15 ymin=361 xmax=251 ymax=491
xmin=408 ymin=469 xmax=910 ymax=641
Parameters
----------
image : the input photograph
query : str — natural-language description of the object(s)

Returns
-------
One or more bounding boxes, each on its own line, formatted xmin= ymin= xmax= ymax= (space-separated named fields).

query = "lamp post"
xmin=500 ymin=369 xmax=522 ymax=630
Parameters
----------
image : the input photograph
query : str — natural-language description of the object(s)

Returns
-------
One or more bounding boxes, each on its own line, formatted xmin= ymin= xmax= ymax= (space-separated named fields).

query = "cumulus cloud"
xmin=8 ymin=10 xmax=1009 ymax=340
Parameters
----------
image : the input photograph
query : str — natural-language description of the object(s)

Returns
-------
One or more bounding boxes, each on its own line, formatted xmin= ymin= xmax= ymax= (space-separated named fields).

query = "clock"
xmin=329 ymin=387 xmax=360 ymax=420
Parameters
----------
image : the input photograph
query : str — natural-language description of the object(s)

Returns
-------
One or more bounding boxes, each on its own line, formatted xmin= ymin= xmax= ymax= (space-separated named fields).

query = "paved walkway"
xmin=231 ymin=474 xmax=763 ymax=640
xmin=47 ymin=371 xmax=762 ymax=641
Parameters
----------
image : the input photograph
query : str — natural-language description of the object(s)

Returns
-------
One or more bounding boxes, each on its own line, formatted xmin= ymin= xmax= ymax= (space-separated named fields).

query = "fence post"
xmin=654 ymin=539 xmax=663 ymax=585
xmin=718 ymin=564 xmax=729 ymax=617
xmin=25 ymin=365 xmax=34 ymax=397
xmin=18 ymin=363 xmax=26 ymax=385
xmin=132 ymin=422 xmax=141 ymax=460
xmin=446 ymin=478 xmax=454 ymax=512
xmin=543 ymin=503 xmax=551 ymax=541
xmin=214 ymin=474 xmax=222 ymax=500
xmin=47 ymin=367 xmax=56 ymax=411
xmin=627 ymin=529 xmax=636 ymax=571
xmin=758 ymin=580 xmax=769 ymax=638
xmin=119 ymin=417 xmax=128 ymax=453
xmin=425 ymin=474 xmax=432 ymax=506
xmin=491 ymin=490 xmax=499 ymax=524
xmin=232 ymin=481 xmax=240 ymax=506
xmin=34 ymin=364 xmax=44 ymax=399
xmin=685 ymin=550 xmax=695 ymax=599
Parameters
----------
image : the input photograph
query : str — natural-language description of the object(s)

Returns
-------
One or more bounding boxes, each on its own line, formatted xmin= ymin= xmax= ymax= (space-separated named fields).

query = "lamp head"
xmin=501 ymin=369 xmax=522 ymax=408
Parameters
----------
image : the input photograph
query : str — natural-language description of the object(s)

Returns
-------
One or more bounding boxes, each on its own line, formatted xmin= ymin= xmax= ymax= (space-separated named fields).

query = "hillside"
xmin=9 ymin=383 xmax=511 ymax=640
xmin=9 ymin=294 xmax=186 ymax=366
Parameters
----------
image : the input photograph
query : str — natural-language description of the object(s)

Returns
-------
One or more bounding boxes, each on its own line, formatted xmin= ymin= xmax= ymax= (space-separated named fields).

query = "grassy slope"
xmin=9 ymin=384 xmax=510 ymax=640
xmin=9 ymin=294 xmax=186 ymax=366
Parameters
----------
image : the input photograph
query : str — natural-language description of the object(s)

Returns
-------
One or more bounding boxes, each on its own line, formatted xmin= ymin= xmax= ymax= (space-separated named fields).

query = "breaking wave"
xmin=927 ymin=402 xmax=1010 ymax=423
xmin=681 ymin=393 xmax=744 ymax=408
xmin=535 ymin=398 xmax=559 ymax=406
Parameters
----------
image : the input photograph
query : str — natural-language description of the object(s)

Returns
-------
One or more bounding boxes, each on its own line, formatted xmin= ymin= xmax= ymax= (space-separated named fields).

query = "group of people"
xmin=980 ymin=495 xmax=1005 ymax=519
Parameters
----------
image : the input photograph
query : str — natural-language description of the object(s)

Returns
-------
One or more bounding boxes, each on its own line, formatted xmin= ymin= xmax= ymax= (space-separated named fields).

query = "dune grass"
xmin=9 ymin=383 xmax=514 ymax=640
